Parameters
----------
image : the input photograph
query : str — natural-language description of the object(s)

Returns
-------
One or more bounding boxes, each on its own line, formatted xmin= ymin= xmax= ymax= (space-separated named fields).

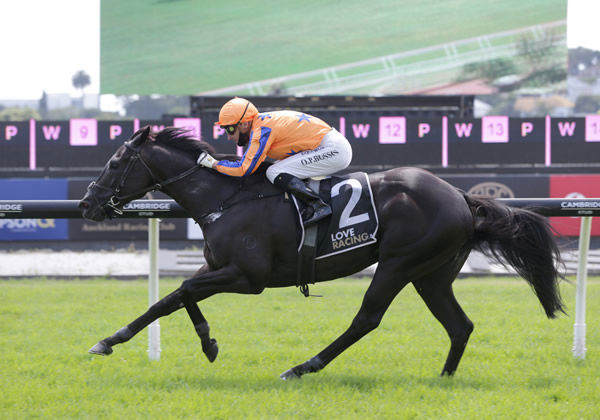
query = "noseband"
xmin=87 ymin=141 xmax=200 ymax=217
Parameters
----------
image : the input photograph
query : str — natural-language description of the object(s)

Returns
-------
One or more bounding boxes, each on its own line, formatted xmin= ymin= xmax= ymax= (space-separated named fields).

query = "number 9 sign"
xmin=70 ymin=119 xmax=98 ymax=146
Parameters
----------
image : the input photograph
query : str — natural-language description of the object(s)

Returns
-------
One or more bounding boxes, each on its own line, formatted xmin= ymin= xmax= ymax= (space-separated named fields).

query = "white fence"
xmin=200 ymin=21 xmax=566 ymax=96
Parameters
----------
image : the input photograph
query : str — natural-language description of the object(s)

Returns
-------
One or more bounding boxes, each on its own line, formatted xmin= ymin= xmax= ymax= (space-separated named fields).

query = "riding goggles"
xmin=222 ymin=125 xmax=238 ymax=135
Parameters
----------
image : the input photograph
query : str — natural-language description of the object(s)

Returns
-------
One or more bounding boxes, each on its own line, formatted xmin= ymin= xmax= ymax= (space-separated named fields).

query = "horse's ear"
xmin=130 ymin=126 xmax=151 ymax=146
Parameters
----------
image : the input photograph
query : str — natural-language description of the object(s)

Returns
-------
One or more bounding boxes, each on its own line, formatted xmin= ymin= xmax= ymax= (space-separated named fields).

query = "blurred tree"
xmin=568 ymin=47 xmax=600 ymax=76
xmin=517 ymin=29 xmax=560 ymax=74
xmin=44 ymin=106 xmax=122 ymax=120
xmin=487 ymin=94 xmax=519 ymax=116
xmin=521 ymin=67 xmax=567 ymax=88
xmin=124 ymin=95 xmax=189 ymax=119
xmin=72 ymin=70 xmax=91 ymax=107
xmin=0 ymin=107 xmax=41 ymax=121
xmin=456 ymin=58 xmax=517 ymax=82
xmin=574 ymin=96 xmax=600 ymax=114
xmin=38 ymin=91 xmax=48 ymax=117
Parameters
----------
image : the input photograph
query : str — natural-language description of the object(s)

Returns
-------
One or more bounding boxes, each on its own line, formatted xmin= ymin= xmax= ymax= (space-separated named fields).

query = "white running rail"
xmin=200 ymin=21 xmax=566 ymax=96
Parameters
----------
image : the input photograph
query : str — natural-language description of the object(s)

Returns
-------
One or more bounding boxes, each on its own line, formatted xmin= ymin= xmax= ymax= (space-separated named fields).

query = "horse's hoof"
xmin=203 ymin=339 xmax=218 ymax=363
xmin=280 ymin=368 xmax=301 ymax=380
xmin=88 ymin=341 xmax=113 ymax=355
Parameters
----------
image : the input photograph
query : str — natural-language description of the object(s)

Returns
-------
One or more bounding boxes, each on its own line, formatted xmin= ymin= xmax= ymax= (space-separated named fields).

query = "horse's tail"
xmin=464 ymin=193 xmax=566 ymax=318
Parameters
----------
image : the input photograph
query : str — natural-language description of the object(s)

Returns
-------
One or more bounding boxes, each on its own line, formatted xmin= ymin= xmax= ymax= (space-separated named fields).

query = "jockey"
xmin=197 ymin=97 xmax=353 ymax=226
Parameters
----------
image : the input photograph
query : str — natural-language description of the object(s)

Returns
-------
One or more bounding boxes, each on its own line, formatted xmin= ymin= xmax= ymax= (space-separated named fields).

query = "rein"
xmin=88 ymin=141 xmax=201 ymax=217
xmin=90 ymin=141 xmax=282 ymax=220
xmin=197 ymin=179 xmax=282 ymax=225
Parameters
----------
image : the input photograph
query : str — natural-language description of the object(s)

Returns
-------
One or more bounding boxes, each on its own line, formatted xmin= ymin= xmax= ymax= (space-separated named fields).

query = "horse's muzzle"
xmin=78 ymin=196 xmax=107 ymax=222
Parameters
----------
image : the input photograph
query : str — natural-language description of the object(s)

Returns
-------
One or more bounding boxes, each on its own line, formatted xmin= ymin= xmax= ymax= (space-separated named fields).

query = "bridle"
xmin=87 ymin=140 xmax=200 ymax=218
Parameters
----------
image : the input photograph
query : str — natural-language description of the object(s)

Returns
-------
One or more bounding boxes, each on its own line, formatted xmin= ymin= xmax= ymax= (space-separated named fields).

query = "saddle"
xmin=289 ymin=172 xmax=378 ymax=296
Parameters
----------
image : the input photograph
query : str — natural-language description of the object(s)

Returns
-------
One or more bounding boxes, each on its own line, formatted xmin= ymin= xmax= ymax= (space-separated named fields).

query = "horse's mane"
xmin=149 ymin=126 xmax=271 ymax=180
xmin=151 ymin=127 xmax=216 ymax=156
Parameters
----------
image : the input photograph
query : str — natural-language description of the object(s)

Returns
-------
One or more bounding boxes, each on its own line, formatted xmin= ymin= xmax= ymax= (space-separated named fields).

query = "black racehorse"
xmin=79 ymin=126 xmax=565 ymax=379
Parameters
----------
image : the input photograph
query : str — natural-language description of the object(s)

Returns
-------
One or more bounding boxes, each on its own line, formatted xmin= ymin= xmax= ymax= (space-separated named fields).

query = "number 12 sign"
xmin=378 ymin=116 xmax=406 ymax=144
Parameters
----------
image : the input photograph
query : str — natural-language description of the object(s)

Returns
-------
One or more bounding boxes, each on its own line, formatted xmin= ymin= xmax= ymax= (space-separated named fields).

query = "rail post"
xmin=148 ymin=218 xmax=161 ymax=360
xmin=573 ymin=216 xmax=592 ymax=359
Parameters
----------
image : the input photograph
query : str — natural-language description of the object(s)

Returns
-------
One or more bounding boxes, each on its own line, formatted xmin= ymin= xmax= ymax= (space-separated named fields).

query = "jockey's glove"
xmin=197 ymin=151 xmax=217 ymax=168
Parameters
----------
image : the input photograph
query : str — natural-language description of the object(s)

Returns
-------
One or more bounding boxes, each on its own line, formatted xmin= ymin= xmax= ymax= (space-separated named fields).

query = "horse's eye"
xmin=109 ymin=161 xmax=119 ymax=169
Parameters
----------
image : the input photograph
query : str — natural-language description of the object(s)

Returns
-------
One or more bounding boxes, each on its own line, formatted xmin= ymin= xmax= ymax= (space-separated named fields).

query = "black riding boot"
xmin=274 ymin=173 xmax=332 ymax=226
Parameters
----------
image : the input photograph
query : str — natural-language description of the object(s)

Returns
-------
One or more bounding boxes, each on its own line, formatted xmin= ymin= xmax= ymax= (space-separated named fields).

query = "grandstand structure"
xmin=200 ymin=21 xmax=565 ymax=97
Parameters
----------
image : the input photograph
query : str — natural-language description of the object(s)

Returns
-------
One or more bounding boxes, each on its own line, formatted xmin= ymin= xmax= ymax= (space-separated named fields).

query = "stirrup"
xmin=302 ymin=203 xmax=332 ymax=226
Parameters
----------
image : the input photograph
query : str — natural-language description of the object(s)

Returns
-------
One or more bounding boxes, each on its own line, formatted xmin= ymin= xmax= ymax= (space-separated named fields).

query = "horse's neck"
xmin=146 ymin=146 xmax=276 ymax=223
xmin=142 ymin=145 xmax=235 ymax=220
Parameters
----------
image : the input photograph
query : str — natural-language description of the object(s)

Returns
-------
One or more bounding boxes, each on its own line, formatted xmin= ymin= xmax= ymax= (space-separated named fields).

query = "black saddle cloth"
xmin=291 ymin=172 xmax=378 ymax=260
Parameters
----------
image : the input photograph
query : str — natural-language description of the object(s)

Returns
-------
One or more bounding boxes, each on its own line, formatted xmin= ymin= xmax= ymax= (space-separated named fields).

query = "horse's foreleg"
xmin=182 ymin=295 xmax=219 ymax=363
xmin=89 ymin=288 xmax=184 ymax=355
xmin=89 ymin=265 xmax=213 ymax=356
xmin=167 ymin=265 xmax=219 ymax=362
xmin=281 ymin=262 xmax=408 ymax=379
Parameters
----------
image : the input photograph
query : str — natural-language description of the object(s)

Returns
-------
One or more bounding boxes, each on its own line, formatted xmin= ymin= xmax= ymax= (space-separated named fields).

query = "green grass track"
xmin=1 ymin=276 xmax=598 ymax=418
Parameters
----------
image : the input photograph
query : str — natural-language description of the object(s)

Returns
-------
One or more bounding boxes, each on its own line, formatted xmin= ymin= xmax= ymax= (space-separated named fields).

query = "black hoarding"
xmin=402 ymin=117 xmax=443 ymax=166
xmin=442 ymin=174 xmax=549 ymax=198
xmin=447 ymin=117 xmax=545 ymax=166
xmin=3 ymin=115 xmax=600 ymax=179
xmin=549 ymin=117 xmax=600 ymax=165
xmin=0 ymin=121 xmax=30 ymax=169
xmin=35 ymin=120 xmax=126 ymax=169
xmin=317 ymin=111 xmax=443 ymax=167
xmin=314 ymin=110 xmax=443 ymax=167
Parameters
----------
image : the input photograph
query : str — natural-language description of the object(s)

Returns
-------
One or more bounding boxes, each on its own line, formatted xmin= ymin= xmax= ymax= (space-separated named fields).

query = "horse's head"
xmin=79 ymin=126 xmax=161 ymax=221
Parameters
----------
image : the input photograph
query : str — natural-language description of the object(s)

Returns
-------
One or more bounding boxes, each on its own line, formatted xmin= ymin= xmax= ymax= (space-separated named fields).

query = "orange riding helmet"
xmin=215 ymin=97 xmax=259 ymax=126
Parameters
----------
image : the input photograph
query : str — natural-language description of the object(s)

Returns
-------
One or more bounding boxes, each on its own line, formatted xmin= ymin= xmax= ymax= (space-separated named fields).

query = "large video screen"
xmin=100 ymin=0 xmax=567 ymax=96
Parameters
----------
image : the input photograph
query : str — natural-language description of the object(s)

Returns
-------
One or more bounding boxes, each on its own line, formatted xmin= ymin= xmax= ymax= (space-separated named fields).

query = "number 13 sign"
xmin=481 ymin=116 xmax=508 ymax=143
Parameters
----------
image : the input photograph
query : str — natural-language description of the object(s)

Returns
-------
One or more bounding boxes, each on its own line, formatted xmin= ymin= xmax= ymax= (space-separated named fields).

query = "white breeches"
xmin=266 ymin=129 xmax=353 ymax=183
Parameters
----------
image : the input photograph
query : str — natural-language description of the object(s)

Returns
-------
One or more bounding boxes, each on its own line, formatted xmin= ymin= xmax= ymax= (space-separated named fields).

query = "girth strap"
xmin=296 ymin=177 xmax=324 ymax=298
xmin=297 ymin=223 xmax=318 ymax=297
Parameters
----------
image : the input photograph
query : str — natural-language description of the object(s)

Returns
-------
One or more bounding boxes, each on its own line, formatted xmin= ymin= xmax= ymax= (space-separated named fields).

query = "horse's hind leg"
xmin=413 ymin=273 xmax=474 ymax=376
xmin=281 ymin=261 xmax=410 ymax=379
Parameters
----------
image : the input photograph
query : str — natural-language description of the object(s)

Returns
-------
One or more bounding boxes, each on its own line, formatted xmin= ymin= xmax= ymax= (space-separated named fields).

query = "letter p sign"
xmin=418 ymin=123 xmax=430 ymax=138
xmin=109 ymin=125 xmax=122 ymax=140
xmin=5 ymin=125 xmax=17 ymax=140
xmin=521 ymin=122 xmax=533 ymax=137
